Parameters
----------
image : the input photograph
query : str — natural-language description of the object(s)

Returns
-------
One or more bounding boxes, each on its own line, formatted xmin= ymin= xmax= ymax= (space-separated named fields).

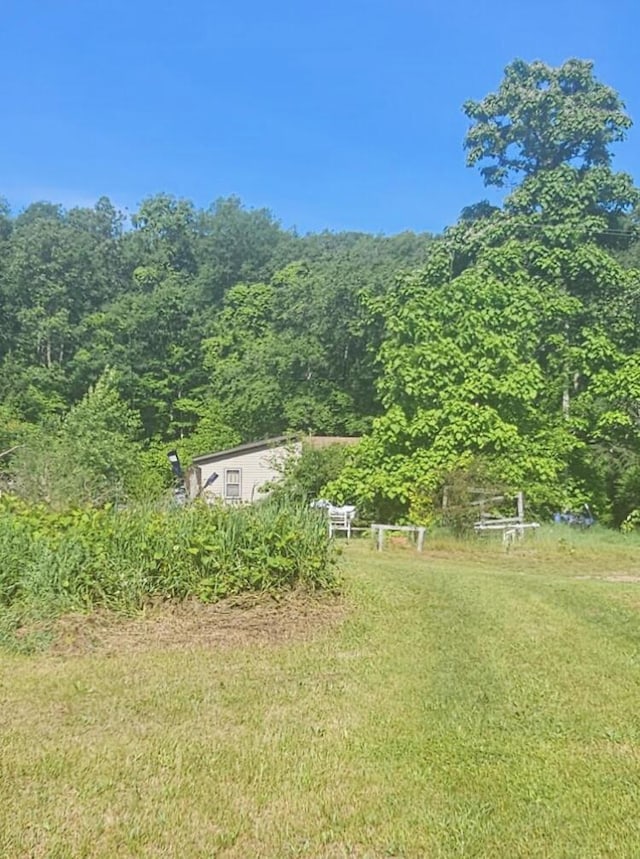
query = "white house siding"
xmin=196 ymin=442 xmax=300 ymax=504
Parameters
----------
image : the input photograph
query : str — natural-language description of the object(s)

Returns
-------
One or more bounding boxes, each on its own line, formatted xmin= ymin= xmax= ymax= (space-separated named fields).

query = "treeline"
xmin=0 ymin=195 xmax=432 ymax=444
xmin=3 ymin=58 xmax=640 ymax=526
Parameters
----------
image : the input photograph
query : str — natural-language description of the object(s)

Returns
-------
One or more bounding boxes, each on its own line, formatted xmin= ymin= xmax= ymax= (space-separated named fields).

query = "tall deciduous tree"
xmin=195 ymin=196 xmax=286 ymax=303
xmin=464 ymin=58 xmax=632 ymax=186
xmin=329 ymin=60 xmax=640 ymax=523
xmin=130 ymin=194 xmax=197 ymax=274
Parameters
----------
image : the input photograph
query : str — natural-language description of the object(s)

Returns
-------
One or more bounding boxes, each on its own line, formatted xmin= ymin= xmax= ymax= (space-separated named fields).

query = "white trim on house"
xmin=223 ymin=466 xmax=242 ymax=501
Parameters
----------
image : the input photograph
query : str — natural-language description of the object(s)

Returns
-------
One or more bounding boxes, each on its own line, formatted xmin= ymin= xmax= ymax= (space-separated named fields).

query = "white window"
xmin=224 ymin=468 xmax=242 ymax=499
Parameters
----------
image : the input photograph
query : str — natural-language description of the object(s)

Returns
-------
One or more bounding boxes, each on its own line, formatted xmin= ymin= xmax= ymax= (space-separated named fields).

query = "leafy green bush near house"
xmin=269 ymin=440 xmax=352 ymax=503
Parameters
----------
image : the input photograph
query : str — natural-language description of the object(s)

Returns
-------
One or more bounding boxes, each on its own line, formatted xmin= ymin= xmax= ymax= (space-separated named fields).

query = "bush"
xmin=10 ymin=370 xmax=143 ymax=509
xmin=0 ymin=496 xmax=339 ymax=617
xmin=270 ymin=441 xmax=351 ymax=502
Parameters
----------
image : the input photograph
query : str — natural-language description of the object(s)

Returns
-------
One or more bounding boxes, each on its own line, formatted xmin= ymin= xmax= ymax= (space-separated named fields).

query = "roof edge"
xmin=191 ymin=435 xmax=292 ymax=465
xmin=190 ymin=434 xmax=361 ymax=466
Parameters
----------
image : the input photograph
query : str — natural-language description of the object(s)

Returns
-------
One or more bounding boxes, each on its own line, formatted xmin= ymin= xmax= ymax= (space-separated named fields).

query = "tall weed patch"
xmin=0 ymin=497 xmax=338 ymax=618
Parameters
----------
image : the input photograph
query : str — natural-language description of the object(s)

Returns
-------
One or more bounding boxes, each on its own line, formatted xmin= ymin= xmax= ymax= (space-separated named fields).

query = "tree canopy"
xmin=328 ymin=58 xmax=640 ymax=525
xmin=464 ymin=58 xmax=632 ymax=186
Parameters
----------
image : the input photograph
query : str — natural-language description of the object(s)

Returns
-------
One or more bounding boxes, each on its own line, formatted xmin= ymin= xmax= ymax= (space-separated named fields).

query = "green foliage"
xmin=270 ymin=441 xmax=353 ymax=502
xmin=0 ymin=190 xmax=429 ymax=443
xmin=11 ymin=370 xmax=142 ymax=509
xmin=195 ymin=196 xmax=286 ymax=299
xmin=1 ymin=59 xmax=640 ymax=530
xmin=464 ymin=58 xmax=632 ymax=186
xmin=620 ymin=508 xmax=640 ymax=533
xmin=202 ymin=258 xmax=383 ymax=439
xmin=439 ymin=461 xmax=507 ymax=536
xmin=0 ymin=404 xmax=29 ymax=461
xmin=0 ymin=496 xmax=338 ymax=620
xmin=70 ymin=271 xmax=209 ymax=438
xmin=329 ymin=235 xmax=640 ymax=522
xmin=130 ymin=193 xmax=197 ymax=272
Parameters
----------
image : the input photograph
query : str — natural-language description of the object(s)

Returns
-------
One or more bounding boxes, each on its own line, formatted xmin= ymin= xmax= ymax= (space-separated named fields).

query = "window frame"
xmin=224 ymin=467 xmax=242 ymax=500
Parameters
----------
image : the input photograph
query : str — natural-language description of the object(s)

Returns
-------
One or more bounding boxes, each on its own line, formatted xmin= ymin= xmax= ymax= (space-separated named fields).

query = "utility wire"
xmin=455 ymin=219 xmax=638 ymax=239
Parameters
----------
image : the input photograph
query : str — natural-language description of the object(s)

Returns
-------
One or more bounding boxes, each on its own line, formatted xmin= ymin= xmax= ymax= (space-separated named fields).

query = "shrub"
xmin=0 ymin=496 xmax=339 ymax=617
xmin=438 ymin=460 xmax=508 ymax=535
xmin=270 ymin=441 xmax=351 ymax=502
xmin=10 ymin=370 xmax=142 ymax=509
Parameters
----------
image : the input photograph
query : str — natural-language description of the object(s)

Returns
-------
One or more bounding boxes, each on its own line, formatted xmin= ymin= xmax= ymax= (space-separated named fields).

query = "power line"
xmin=458 ymin=219 xmax=639 ymax=239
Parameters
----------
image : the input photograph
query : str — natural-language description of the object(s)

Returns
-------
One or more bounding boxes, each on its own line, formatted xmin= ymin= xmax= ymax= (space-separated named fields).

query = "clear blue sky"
xmin=4 ymin=0 xmax=639 ymax=234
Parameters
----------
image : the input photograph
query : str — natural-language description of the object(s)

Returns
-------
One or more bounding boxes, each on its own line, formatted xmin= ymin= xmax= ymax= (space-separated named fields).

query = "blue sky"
xmin=4 ymin=0 xmax=639 ymax=234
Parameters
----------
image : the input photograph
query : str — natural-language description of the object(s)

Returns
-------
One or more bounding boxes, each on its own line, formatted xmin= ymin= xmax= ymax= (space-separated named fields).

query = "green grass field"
xmin=3 ymin=530 xmax=640 ymax=857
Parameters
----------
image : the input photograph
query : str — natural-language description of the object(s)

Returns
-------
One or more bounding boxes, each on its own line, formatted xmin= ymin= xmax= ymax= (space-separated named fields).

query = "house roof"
xmin=191 ymin=436 xmax=290 ymax=466
xmin=191 ymin=434 xmax=360 ymax=466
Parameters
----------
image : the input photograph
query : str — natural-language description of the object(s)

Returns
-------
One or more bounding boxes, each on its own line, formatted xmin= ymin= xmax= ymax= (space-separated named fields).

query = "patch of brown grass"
xmin=43 ymin=589 xmax=348 ymax=657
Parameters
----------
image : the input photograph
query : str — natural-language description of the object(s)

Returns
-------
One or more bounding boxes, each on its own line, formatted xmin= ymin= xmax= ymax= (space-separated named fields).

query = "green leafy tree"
xmin=270 ymin=440 xmax=352 ymax=502
xmin=0 ymin=199 xmax=127 ymax=418
xmin=70 ymin=272 xmax=208 ymax=438
xmin=464 ymin=58 xmax=632 ymax=186
xmin=328 ymin=242 xmax=590 ymax=521
xmin=12 ymin=370 xmax=142 ymax=508
xmin=329 ymin=60 xmax=640 ymax=524
xmin=129 ymin=193 xmax=197 ymax=274
xmin=195 ymin=196 xmax=287 ymax=303
xmin=203 ymin=260 xmax=380 ymax=440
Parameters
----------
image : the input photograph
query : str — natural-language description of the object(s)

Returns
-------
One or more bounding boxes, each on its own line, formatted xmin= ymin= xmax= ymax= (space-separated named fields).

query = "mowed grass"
xmin=2 ymin=530 xmax=640 ymax=857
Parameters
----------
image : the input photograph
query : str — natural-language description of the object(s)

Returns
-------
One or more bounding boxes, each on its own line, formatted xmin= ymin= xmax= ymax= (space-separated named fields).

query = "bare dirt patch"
xmin=604 ymin=575 xmax=640 ymax=583
xmin=44 ymin=589 xmax=347 ymax=657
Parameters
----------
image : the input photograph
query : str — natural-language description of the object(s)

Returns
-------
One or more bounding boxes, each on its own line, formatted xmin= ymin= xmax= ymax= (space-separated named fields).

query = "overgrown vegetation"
xmin=9 ymin=370 xmax=143 ymax=508
xmin=0 ymin=496 xmax=338 ymax=647
xmin=269 ymin=440 xmax=352 ymax=502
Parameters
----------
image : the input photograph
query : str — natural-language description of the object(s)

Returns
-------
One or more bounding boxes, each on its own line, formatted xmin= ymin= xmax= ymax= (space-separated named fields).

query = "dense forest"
xmin=0 ymin=187 xmax=433 ymax=504
xmin=3 ymin=58 xmax=640 ymax=525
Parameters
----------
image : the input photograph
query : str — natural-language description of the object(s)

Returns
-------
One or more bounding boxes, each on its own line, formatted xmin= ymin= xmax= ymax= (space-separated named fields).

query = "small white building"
xmin=187 ymin=435 xmax=358 ymax=504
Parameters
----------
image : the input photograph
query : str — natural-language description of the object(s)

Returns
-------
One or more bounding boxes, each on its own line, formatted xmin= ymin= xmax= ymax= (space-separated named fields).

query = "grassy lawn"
xmin=2 ymin=530 xmax=640 ymax=857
